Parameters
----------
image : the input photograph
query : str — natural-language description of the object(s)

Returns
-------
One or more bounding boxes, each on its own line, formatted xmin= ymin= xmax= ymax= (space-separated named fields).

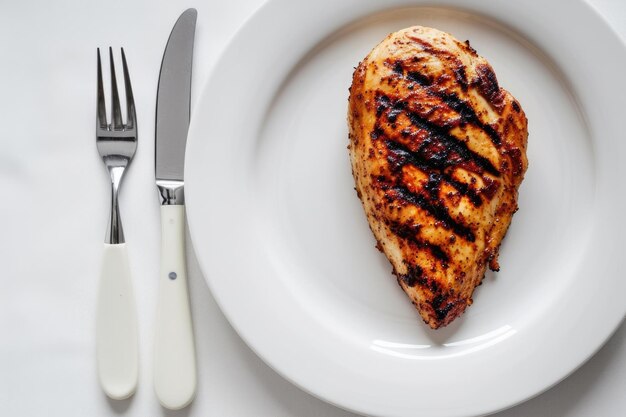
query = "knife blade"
xmin=154 ymin=8 xmax=197 ymax=410
xmin=156 ymin=8 xmax=196 ymax=190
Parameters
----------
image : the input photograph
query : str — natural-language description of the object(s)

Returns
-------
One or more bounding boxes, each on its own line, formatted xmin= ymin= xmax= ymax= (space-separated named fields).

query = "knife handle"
xmin=154 ymin=205 xmax=196 ymax=410
xmin=96 ymin=243 xmax=139 ymax=400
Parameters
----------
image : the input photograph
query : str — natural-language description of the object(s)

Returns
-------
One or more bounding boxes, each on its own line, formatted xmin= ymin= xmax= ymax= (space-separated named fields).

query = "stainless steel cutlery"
xmin=95 ymin=47 xmax=139 ymax=400
xmin=94 ymin=9 xmax=198 ymax=408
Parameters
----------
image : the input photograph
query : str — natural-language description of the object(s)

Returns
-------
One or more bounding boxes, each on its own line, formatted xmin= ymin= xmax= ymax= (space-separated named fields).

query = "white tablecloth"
xmin=1 ymin=0 xmax=624 ymax=415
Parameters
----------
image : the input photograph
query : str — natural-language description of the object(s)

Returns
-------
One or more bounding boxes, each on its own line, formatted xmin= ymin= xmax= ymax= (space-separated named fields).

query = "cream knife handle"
xmin=154 ymin=205 xmax=197 ymax=410
xmin=96 ymin=243 xmax=139 ymax=400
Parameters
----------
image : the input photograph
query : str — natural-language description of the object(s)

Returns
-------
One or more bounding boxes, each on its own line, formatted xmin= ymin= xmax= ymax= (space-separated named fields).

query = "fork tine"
xmin=109 ymin=47 xmax=123 ymax=130
xmin=120 ymin=48 xmax=136 ymax=130
xmin=97 ymin=48 xmax=108 ymax=130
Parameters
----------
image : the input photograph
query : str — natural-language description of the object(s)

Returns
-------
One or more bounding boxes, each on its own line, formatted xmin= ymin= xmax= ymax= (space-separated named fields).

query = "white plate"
xmin=185 ymin=0 xmax=626 ymax=416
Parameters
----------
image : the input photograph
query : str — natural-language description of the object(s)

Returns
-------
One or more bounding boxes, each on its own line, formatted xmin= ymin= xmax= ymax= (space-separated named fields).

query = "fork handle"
xmin=96 ymin=243 xmax=139 ymax=400
xmin=154 ymin=205 xmax=196 ymax=410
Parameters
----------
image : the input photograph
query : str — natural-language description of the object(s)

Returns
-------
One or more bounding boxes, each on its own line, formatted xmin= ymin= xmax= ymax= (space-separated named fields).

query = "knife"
xmin=154 ymin=8 xmax=197 ymax=410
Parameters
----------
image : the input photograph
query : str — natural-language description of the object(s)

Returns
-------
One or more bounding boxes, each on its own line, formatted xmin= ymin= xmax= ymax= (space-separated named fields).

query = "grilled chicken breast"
xmin=348 ymin=26 xmax=528 ymax=329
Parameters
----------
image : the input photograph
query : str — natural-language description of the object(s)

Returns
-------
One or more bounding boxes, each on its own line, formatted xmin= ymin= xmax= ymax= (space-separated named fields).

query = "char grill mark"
xmin=388 ymin=220 xmax=450 ymax=266
xmin=398 ymin=264 xmax=424 ymax=287
xmin=391 ymin=62 xmax=502 ymax=146
xmin=384 ymin=140 xmax=483 ymax=207
xmin=430 ymin=294 xmax=459 ymax=321
xmin=437 ymin=92 xmax=501 ymax=146
xmin=401 ymin=267 xmax=464 ymax=323
xmin=406 ymin=111 xmax=500 ymax=175
xmin=390 ymin=186 xmax=476 ymax=242
xmin=406 ymin=35 xmax=461 ymax=62
xmin=376 ymin=93 xmax=500 ymax=176
xmin=406 ymin=70 xmax=433 ymax=86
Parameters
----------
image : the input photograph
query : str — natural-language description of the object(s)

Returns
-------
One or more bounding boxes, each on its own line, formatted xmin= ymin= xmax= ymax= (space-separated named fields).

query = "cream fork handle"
xmin=96 ymin=243 xmax=139 ymax=400
xmin=154 ymin=205 xmax=196 ymax=409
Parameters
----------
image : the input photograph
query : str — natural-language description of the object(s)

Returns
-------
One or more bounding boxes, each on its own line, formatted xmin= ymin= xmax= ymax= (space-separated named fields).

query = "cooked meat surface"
xmin=348 ymin=26 xmax=528 ymax=329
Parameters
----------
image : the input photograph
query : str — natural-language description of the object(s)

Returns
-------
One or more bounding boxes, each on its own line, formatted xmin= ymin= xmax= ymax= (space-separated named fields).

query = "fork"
xmin=95 ymin=47 xmax=139 ymax=400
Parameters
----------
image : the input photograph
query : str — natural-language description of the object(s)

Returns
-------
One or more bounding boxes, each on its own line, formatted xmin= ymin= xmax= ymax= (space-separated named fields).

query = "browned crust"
xmin=348 ymin=26 xmax=528 ymax=329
